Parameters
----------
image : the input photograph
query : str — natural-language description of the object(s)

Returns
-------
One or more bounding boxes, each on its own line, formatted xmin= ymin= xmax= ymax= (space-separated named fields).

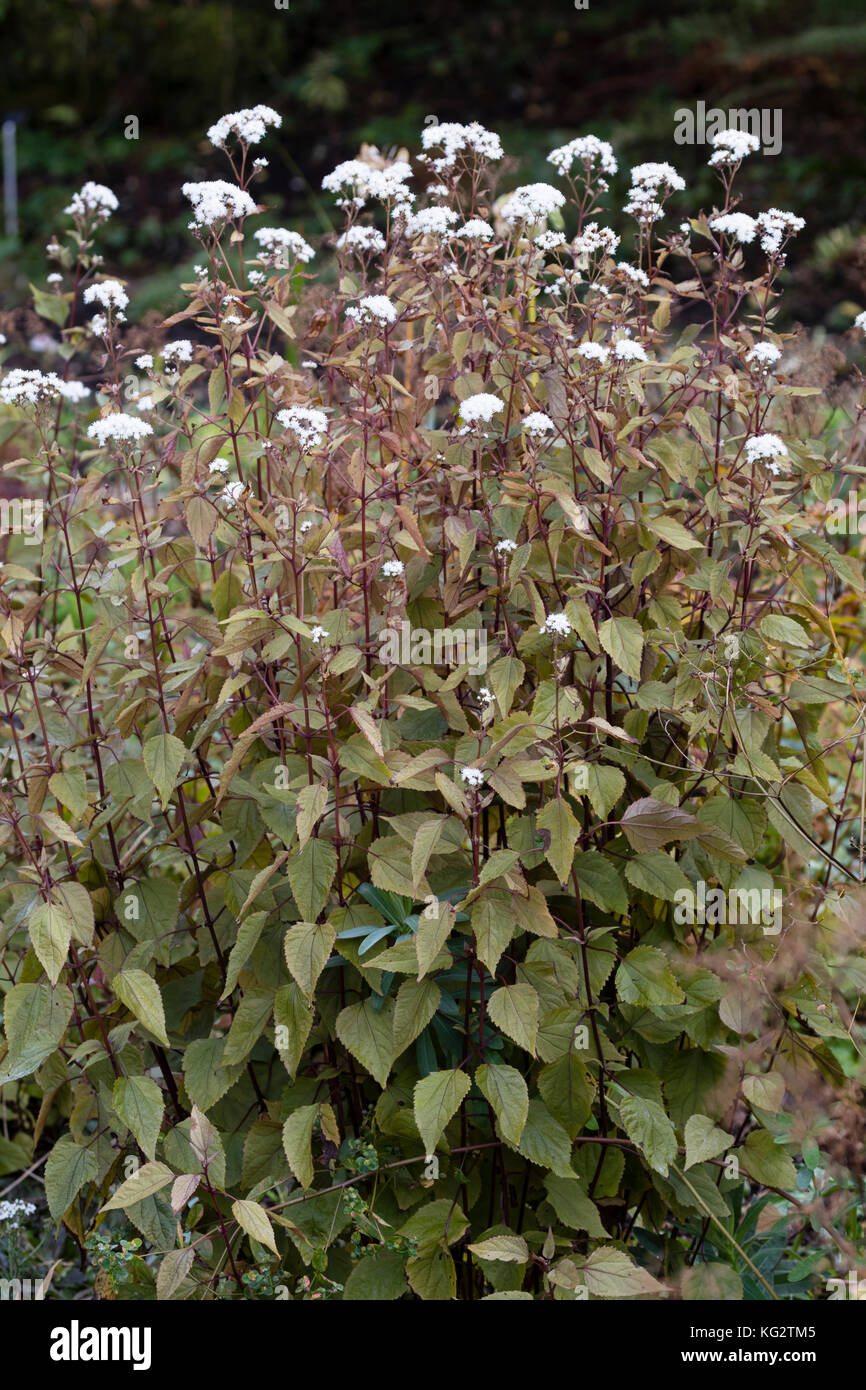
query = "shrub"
xmin=0 ymin=111 xmax=864 ymax=1302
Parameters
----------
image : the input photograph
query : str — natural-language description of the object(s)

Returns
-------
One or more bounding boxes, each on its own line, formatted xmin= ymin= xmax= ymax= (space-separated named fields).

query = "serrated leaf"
xmin=28 ymin=901 xmax=73 ymax=984
xmin=142 ymin=733 xmax=187 ymax=812
xmin=156 ymin=1247 xmax=194 ymax=1300
xmin=113 ymin=1075 xmax=164 ymax=1161
xmin=684 ymin=1114 xmax=733 ymax=1170
xmin=543 ymin=1175 xmax=606 ymax=1236
xmin=476 ymin=1063 xmax=529 ymax=1146
xmin=232 ymin=1197 xmax=278 ymax=1254
xmin=625 ymin=850 xmax=691 ymax=901
xmin=101 ymin=1160 xmax=175 ymax=1212
xmin=619 ymin=797 xmax=701 ymax=852
xmin=336 ymin=998 xmax=395 ymax=1087
xmin=616 ymin=945 xmax=684 ymax=1006
xmin=114 ymin=969 xmax=170 ymax=1046
xmin=392 ymin=978 xmax=440 ymax=1057
xmin=537 ymin=796 xmax=579 ymax=885
xmin=488 ymin=983 xmax=539 ymax=1055
xmin=467 ymin=1235 xmax=529 ymax=1263
xmin=45 ymin=1136 xmax=98 ymax=1220
xmin=413 ymin=1069 xmax=471 ymax=1154
xmin=598 ymin=616 xmax=644 ymax=681
xmin=619 ymin=1094 xmax=678 ymax=1176
xmin=283 ymin=919 xmax=336 ymax=1001
xmin=288 ymin=838 xmax=337 ymax=920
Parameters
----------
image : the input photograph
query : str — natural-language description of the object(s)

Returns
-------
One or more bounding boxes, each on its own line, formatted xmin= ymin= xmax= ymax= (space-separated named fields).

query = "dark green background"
xmin=1 ymin=0 xmax=865 ymax=325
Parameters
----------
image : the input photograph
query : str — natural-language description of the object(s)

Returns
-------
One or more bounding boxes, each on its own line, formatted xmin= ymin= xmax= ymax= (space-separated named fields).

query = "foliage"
xmin=0 ymin=109 xmax=865 ymax=1303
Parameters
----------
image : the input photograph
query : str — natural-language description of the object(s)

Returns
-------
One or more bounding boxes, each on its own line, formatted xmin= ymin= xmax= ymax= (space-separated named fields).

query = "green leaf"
xmin=45 ymin=1136 xmax=98 ymax=1220
xmin=476 ymin=1063 xmax=529 ymax=1146
xmin=736 ymin=1130 xmax=797 ymax=1190
xmin=415 ymin=902 xmax=455 ymax=979
xmin=114 ymin=969 xmax=170 ymax=1046
xmin=488 ymin=983 xmax=539 ymax=1055
xmin=619 ymin=797 xmax=701 ymax=852
xmin=101 ymin=1160 xmax=175 ymax=1212
xmin=574 ymin=851 xmax=628 ymax=914
xmin=537 ymin=1053 xmax=593 ymax=1139
xmin=487 ymin=655 xmax=525 ymax=718
xmin=156 ymin=1247 xmax=194 ymax=1300
xmin=598 ymin=616 xmax=644 ymax=681
xmin=232 ymin=1197 xmax=278 ymax=1254
xmin=582 ymin=1246 xmax=666 ymax=1298
xmin=288 ymin=839 xmax=338 ymax=920
xmin=413 ymin=1069 xmax=472 ymax=1154
xmin=625 ymin=850 xmax=691 ymax=901
xmin=222 ymin=985 xmax=274 ymax=1067
xmin=183 ymin=1036 xmax=244 ymax=1111
xmin=142 ymin=733 xmax=187 ymax=812
xmin=283 ymin=919 xmax=336 ymax=1001
xmin=543 ymin=1175 xmax=606 ymax=1236
xmin=616 ymin=945 xmax=684 ymax=1006
xmin=467 ymin=1235 xmax=529 ymax=1263
xmin=684 ymin=1114 xmax=734 ymax=1170
xmin=282 ymin=1104 xmax=319 ymax=1188
xmin=113 ymin=1076 xmax=164 ymax=1161
xmin=537 ymin=796 xmax=579 ymax=885
xmin=221 ymin=911 xmax=267 ymax=999
xmin=471 ymin=891 xmax=516 ymax=975
xmin=336 ymin=998 xmax=395 ymax=1087
xmin=392 ymin=978 xmax=441 ymax=1057
xmin=618 ymin=1094 xmax=678 ymax=1176
xmin=28 ymin=901 xmax=73 ymax=985
xmin=48 ymin=769 xmax=88 ymax=821
xmin=274 ymin=982 xmax=314 ymax=1079
xmin=515 ymin=1098 xmax=573 ymax=1176
xmin=410 ymin=817 xmax=448 ymax=892
xmin=343 ymin=1249 xmax=408 ymax=1300
xmin=681 ymin=1264 xmax=743 ymax=1300
xmin=760 ymin=614 xmax=813 ymax=647
xmin=583 ymin=764 xmax=626 ymax=820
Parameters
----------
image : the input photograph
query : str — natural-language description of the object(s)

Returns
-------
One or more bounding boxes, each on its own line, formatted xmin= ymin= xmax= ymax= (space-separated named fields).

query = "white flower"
xmin=254 ymin=226 xmax=314 ymax=264
xmin=460 ymin=766 xmax=485 ymax=787
xmin=679 ymin=222 xmax=691 ymax=235
xmin=223 ymin=314 xmax=242 ymax=326
xmin=710 ymin=212 xmax=758 ymax=244
xmin=163 ymin=340 xmax=194 ymax=364
xmin=420 ymin=122 xmax=503 ymax=173
xmin=614 ymin=340 xmax=648 ymax=363
xmin=136 ymin=353 xmax=154 ymax=370
xmin=220 ymin=479 xmax=246 ymax=506
xmin=746 ymin=342 xmax=782 ymax=369
xmin=616 ymin=262 xmax=650 ymax=288
xmin=479 ymin=686 xmax=494 ymax=704
xmin=0 ymin=1199 xmax=36 ymax=1229
xmin=182 ymin=180 xmax=257 ymax=228
xmin=855 ymin=311 xmax=866 ymax=334
xmin=336 ymin=226 xmax=387 ymax=254
xmin=87 ymin=413 xmax=154 ymax=446
xmin=208 ymin=457 xmax=230 ymax=475
xmin=135 ymin=395 xmax=153 ymax=411
xmin=381 ymin=559 xmax=405 ymax=578
xmin=457 ymin=218 xmax=495 ymax=241
xmin=496 ymin=538 xmax=518 ymax=554
xmin=577 ymin=342 xmax=610 ymax=364
xmin=708 ymin=128 xmax=760 ymax=166
xmin=253 ymin=158 xmax=268 ymax=172
xmin=83 ymin=279 xmax=129 ymax=312
xmin=744 ymin=433 xmax=789 ymax=473
xmin=572 ymin=223 xmax=620 ymax=261
xmin=321 ymin=159 xmax=413 ymax=207
xmin=248 ymin=270 xmax=265 ymax=285
xmin=401 ymin=206 xmax=459 ymax=238
xmin=542 ymin=612 xmax=572 ymax=637
xmin=501 ymin=183 xmax=566 ymax=228
xmin=300 ymin=518 xmax=314 ymax=533
xmin=207 ymin=105 xmax=281 ymax=149
xmin=535 ymin=230 xmax=566 ymax=252
xmin=629 ymin=161 xmax=686 ymax=194
xmin=57 ymin=380 xmax=91 ymax=402
xmin=89 ymin=314 xmax=108 ymax=337
xmin=310 ymin=625 xmax=328 ymax=644
xmin=547 ymin=135 xmax=617 ymax=179
xmin=523 ymin=411 xmax=555 ymax=436
xmin=0 ymin=368 xmax=66 ymax=406
xmin=193 ymin=264 xmax=206 ymax=277
xmin=459 ymin=392 xmax=505 ymax=426
xmin=345 ymin=294 xmax=398 ymax=328
xmin=276 ymin=405 xmax=328 ymax=450
xmin=47 ymin=272 xmax=63 ymax=284
xmin=64 ymin=182 xmax=118 ymax=223
xmin=755 ymin=208 xmax=805 ymax=256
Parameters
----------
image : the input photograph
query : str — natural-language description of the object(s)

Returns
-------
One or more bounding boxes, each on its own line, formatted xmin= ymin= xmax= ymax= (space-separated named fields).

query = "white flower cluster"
xmin=163 ymin=340 xmax=194 ymax=365
xmin=0 ymin=1199 xmax=36 ymax=1229
xmin=577 ymin=342 xmax=610 ymax=364
xmin=496 ymin=538 xmax=518 ymax=554
xmin=523 ymin=411 xmax=555 ymax=436
xmin=547 ymin=134 xmax=617 ymax=180
xmin=381 ymin=559 xmax=405 ymax=578
xmin=87 ymin=413 xmax=154 ymax=446
xmin=400 ymin=206 xmax=459 ymax=238
xmin=744 ymin=433 xmax=789 ymax=474
xmin=276 ymin=405 xmax=328 ymax=451
xmin=614 ymin=339 xmax=648 ymax=363
xmin=64 ymin=182 xmax=118 ymax=223
xmin=460 ymin=766 xmax=485 ymax=787
xmin=616 ymin=262 xmax=650 ymax=288
xmin=207 ymin=105 xmax=281 ymax=149
xmin=0 ymin=369 xmax=90 ymax=406
xmin=208 ymin=457 xmax=230 ymax=475
xmin=220 ymin=479 xmax=246 ymax=507
xmin=459 ymin=392 xmax=504 ymax=425
xmin=345 ymin=295 xmax=398 ymax=328
xmin=83 ymin=279 xmax=129 ymax=313
xmin=182 ymin=180 xmax=257 ymax=228
xmin=136 ymin=353 xmax=154 ymax=370
xmin=310 ymin=625 xmax=328 ymax=644
xmin=746 ymin=342 xmax=782 ymax=369
xmin=322 ymin=159 xmax=413 ymax=209
xmin=708 ymin=128 xmax=761 ymax=167
xmin=542 ymin=612 xmax=572 ymax=636
xmin=854 ymin=311 xmax=866 ymax=333
xmin=420 ymin=122 xmax=503 ymax=173
xmin=710 ymin=212 xmax=757 ymax=244
xmin=756 ymin=208 xmax=805 ymax=256
xmin=535 ymin=230 xmax=566 ymax=252
xmin=457 ymin=218 xmax=495 ymax=242
xmin=623 ymin=161 xmax=685 ymax=223
xmin=336 ymin=226 xmax=387 ymax=254
xmin=253 ymin=227 xmax=315 ymax=264
xmin=501 ymin=183 xmax=566 ymax=228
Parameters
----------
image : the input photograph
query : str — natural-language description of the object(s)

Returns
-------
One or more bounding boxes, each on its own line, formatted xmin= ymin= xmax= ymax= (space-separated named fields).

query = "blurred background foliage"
xmin=0 ymin=0 xmax=865 ymax=327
